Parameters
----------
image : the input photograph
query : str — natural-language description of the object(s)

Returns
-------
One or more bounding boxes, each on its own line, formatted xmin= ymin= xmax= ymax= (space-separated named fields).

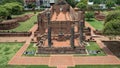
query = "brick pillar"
xmin=79 ymin=21 xmax=84 ymax=44
xmin=47 ymin=12 xmax=52 ymax=47
xmin=70 ymin=26 xmax=75 ymax=48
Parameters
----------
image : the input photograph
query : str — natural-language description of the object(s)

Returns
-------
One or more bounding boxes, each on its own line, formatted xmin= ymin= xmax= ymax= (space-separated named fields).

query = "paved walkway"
xmin=8 ymin=23 xmax=120 ymax=68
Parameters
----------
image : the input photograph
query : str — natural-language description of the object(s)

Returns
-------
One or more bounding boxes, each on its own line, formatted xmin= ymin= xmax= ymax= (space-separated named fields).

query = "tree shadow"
xmin=102 ymin=41 xmax=120 ymax=58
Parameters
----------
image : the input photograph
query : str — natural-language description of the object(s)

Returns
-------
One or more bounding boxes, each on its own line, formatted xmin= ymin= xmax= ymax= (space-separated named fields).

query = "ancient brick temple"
xmin=35 ymin=0 xmax=85 ymax=54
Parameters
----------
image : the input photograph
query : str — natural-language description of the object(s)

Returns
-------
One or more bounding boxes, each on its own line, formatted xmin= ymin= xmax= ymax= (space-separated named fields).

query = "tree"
xmin=103 ymin=11 xmax=120 ymax=36
xmin=0 ymin=5 xmax=9 ymax=21
xmin=85 ymin=11 xmax=94 ymax=21
xmin=66 ymin=0 xmax=78 ymax=8
xmin=115 ymin=0 xmax=120 ymax=5
xmin=4 ymin=2 xmax=23 ymax=15
xmin=0 ymin=0 xmax=24 ymax=5
xmin=3 ymin=2 xmax=23 ymax=19
xmin=103 ymin=20 xmax=120 ymax=35
xmin=76 ymin=0 xmax=88 ymax=11
xmin=105 ymin=11 xmax=120 ymax=24
xmin=105 ymin=0 xmax=115 ymax=10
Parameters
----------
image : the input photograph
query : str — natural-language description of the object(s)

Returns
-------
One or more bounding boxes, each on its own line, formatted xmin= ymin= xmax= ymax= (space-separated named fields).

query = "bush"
xmin=103 ymin=20 xmax=120 ymax=35
xmin=0 ymin=5 xmax=9 ymax=20
xmin=105 ymin=10 xmax=120 ymax=24
xmin=4 ymin=2 xmax=23 ymax=15
xmin=115 ymin=6 xmax=120 ymax=10
xmin=85 ymin=11 xmax=94 ymax=20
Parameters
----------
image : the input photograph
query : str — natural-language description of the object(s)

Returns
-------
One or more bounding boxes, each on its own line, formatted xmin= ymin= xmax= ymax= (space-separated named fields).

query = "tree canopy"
xmin=76 ymin=0 xmax=88 ymax=11
xmin=4 ymin=2 xmax=23 ymax=15
xmin=66 ymin=0 xmax=78 ymax=8
xmin=0 ymin=2 xmax=23 ymax=20
xmin=103 ymin=11 xmax=120 ymax=35
xmin=0 ymin=6 xmax=9 ymax=21
xmin=105 ymin=11 xmax=120 ymax=24
xmin=0 ymin=0 xmax=24 ymax=5
xmin=103 ymin=20 xmax=120 ymax=35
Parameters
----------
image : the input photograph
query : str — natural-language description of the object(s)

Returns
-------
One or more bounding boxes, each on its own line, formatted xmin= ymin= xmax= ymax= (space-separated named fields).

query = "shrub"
xmin=0 ymin=5 xmax=9 ymax=20
xmin=103 ymin=20 xmax=120 ymax=35
xmin=105 ymin=10 xmax=120 ymax=24
xmin=85 ymin=11 xmax=94 ymax=20
xmin=4 ymin=2 xmax=23 ymax=15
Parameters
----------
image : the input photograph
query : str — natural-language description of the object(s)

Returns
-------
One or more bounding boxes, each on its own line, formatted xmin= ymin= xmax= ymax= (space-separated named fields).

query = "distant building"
xmin=24 ymin=0 xmax=57 ymax=9
xmin=99 ymin=4 xmax=106 ymax=9
xmin=24 ymin=0 xmax=94 ymax=10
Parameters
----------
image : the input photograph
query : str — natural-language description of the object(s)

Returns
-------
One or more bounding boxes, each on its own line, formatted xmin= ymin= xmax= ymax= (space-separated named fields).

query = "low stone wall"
xmin=93 ymin=30 xmax=102 ymax=35
xmin=0 ymin=32 xmax=32 ymax=37
xmin=0 ymin=19 xmax=19 ymax=30
xmin=95 ymin=15 xmax=105 ymax=21
xmin=13 ymin=14 xmax=34 ymax=22
xmin=0 ymin=14 xmax=34 ymax=30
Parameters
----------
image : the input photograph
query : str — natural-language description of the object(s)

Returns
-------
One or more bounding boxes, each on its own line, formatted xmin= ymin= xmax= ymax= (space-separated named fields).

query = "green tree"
xmin=105 ymin=11 xmax=120 ymax=24
xmin=103 ymin=20 xmax=120 ymax=35
xmin=0 ymin=0 xmax=24 ymax=5
xmin=85 ymin=11 xmax=94 ymax=20
xmin=0 ymin=5 xmax=9 ymax=21
xmin=115 ymin=0 xmax=120 ymax=5
xmin=66 ymin=0 xmax=78 ymax=8
xmin=3 ymin=2 xmax=23 ymax=19
xmin=4 ymin=2 xmax=23 ymax=15
xmin=105 ymin=0 xmax=115 ymax=10
xmin=76 ymin=0 xmax=88 ymax=11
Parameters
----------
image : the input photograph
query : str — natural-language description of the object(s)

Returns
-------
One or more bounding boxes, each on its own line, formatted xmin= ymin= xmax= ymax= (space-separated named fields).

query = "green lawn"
xmin=0 ymin=43 xmax=55 ymax=68
xmin=12 ymin=11 xmax=35 ymax=18
xmin=0 ymin=12 xmax=38 ymax=32
xmin=0 ymin=43 xmax=23 ymax=65
xmin=86 ymin=42 xmax=106 ymax=56
xmin=10 ymin=14 xmax=37 ymax=32
xmin=69 ymin=65 xmax=120 ymax=68
xmin=86 ymin=19 xmax=104 ymax=31
xmin=23 ymin=43 xmax=36 ymax=56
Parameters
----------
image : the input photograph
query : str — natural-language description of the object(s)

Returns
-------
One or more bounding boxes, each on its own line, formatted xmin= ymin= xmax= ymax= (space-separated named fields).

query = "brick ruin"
xmin=35 ymin=0 xmax=86 ymax=54
xmin=0 ymin=14 xmax=33 ymax=30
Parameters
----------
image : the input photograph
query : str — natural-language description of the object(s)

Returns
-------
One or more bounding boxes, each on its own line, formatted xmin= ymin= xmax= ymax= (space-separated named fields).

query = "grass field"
xmin=0 ymin=43 xmax=23 ymax=65
xmin=0 ymin=43 xmax=55 ymax=68
xmin=1 ymin=12 xmax=38 ymax=32
xmin=23 ymin=43 xmax=36 ymax=56
xmin=86 ymin=19 xmax=104 ymax=31
xmin=86 ymin=42 xmax=106 ymax=56
xmin=69 ymin=65 xmax=120 ymax=68
xmin=10 ymin=14 xmax=37 ymax=32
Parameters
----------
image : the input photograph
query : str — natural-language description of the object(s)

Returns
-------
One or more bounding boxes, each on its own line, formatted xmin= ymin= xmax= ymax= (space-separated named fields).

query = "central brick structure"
xmin=35 ymin=0 xmax=86 ymax=54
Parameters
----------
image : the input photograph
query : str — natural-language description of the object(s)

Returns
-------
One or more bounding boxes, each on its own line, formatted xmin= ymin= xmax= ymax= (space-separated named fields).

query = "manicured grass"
xmin=69 ymin=65 xmax=120 ymax=68
xmin=0 ymin=43 xmax=23 ymax=65
xmin=86 ymin=19 xmax=104 ymax=31
xmin=86 ymin=42 xmax=106 ymax=56
xmin=12 ymin=11 xmax=35 ymax=18
xmin=0 ymin=43 xmax=55 ymax=68
xmin=10 ymin=14 xmax=37 ymax=32
xmin=23 ymin=43 xmax=36 ymax=56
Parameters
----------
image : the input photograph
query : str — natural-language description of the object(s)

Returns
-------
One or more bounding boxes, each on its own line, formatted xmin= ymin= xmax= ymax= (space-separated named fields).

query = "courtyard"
xmin=0 ymin=0 xmax=120 ymax=68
